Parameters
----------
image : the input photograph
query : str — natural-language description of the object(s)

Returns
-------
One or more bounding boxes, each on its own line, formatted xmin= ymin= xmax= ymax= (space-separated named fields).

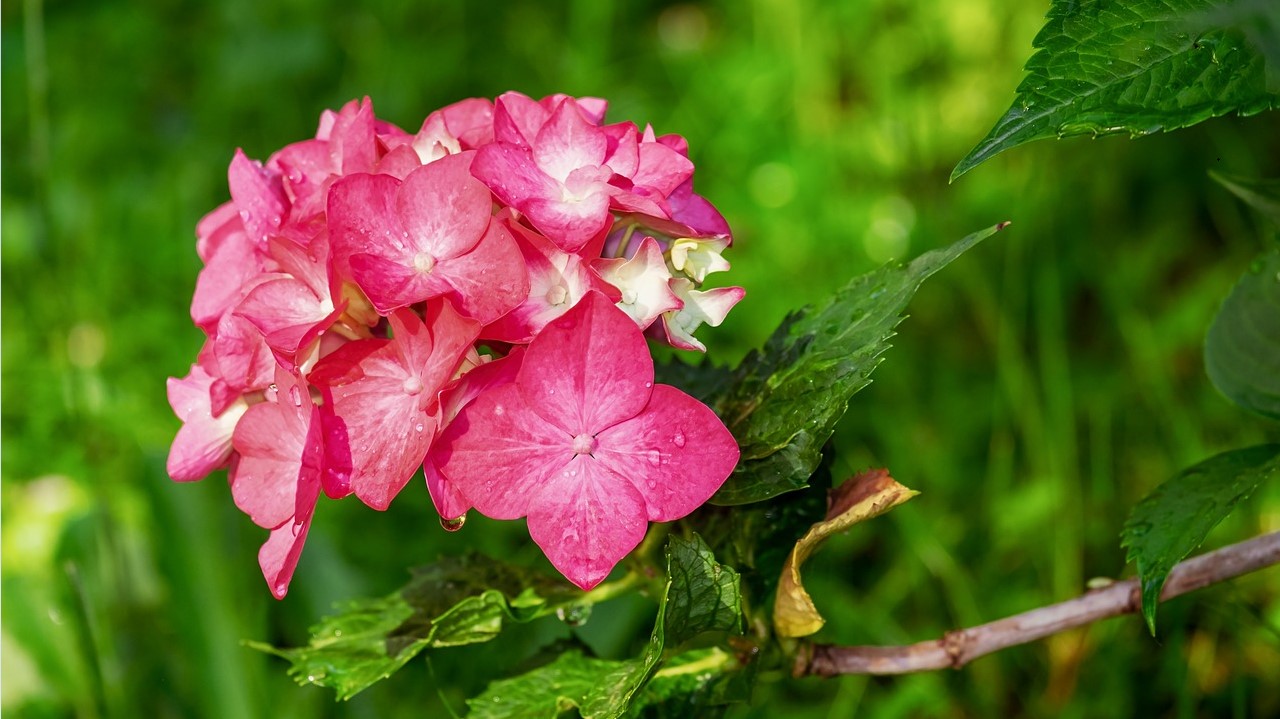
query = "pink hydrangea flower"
xmin=169 ymin=93 xmax=745 ymax=597
xmin=434 ymin=291 xmax=740 ymax=589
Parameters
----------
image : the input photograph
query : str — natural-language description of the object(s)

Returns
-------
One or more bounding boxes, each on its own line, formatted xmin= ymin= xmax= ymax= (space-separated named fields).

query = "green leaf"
xmin=466 ymin=651 xmax=627 ymax=719
xmin=663 ymin=535 xmax=743 ymax=646
xmin=953 ymin=0 xmax=1280 ymax=180
xmin=709 ymin=223 xmax=1006 ymax=505
xmin=1211 ymin=170 xmax=1280 ymax=225
xmin=466 ymin=535 xmax=744 ymax=719
xmin=247 ymin=553 xmax=582 ymax=700
xmin=653 ymin=356 xmax=734 ymax=405
xmin=1121 ymin=444 xmax=1280 ymax=634
xmin=1205 ymin=250 xmax=1280 ymax=420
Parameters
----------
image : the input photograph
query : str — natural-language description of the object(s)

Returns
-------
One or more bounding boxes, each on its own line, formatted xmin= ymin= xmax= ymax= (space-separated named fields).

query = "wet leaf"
xmin=247 ymin=553 xmax=581 ymax=700
xmin=954 ymin=0 xmax=1280 ymax=179
xmin=710 ymin=224 xmax=1004 ymax=505
xmin=1121 ymin=444 xmax=1280 ymax=634
xmin=466 ymin=535 xmax=743 ymax=718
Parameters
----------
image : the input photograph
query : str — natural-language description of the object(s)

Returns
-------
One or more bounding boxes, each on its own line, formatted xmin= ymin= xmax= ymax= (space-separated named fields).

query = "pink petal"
xmin=482 ymin=223 xmax=618 ymax=343
xmin=195 ymin=201 xmax=243 ymax=263
xmin=631 ymin=141 xmax=694 ymax=197
xmin=270 ymin=138 xmax=333 ymax=222
xmin=424 ymin=458 xmax=470 ymax=521
xmin=213 ymin=310 xmax=276 ymax=393
xmin=593 ymin=384 xmax=739 ymax=521
xmin=259 ymin=441 xmax=322 ymax=602
xmin=541 ymin=94 xmax=608 ymax=125
xmin=166 ymin=365 xmax=247 ymax=482
xmin=471 ymin=142 xmax=561 ymax=215
xmin=522 ymin=190 xmax=612 ymax=254
xmin=259 ymin=519 xmax=311 ymax=599
xmin=527 ymin=454 xmax=648 ymax=590
xmin=348 ymin=251 xmax=452 ymax=314
xmin=191 ymin=229 xmax=268 ymax=332
xmin=396 ymin=153 xmax=493 ymax=261
xmin=493 ymin=91 xmax=549 ymax=148
xmin=376 ymin=144 xmax=424 ymax=180
xmin=432 ymin=220 xmax=530 ymax=324
xmin=310 ymin=304 xmax=479 ymax=510
xmin=228 ymin=149 xmax=288 ymax=245
xmin=601 ymin=122 xmax=639 ymax=178
xmin=230 ymin=368 xmax=321 ymax=528
xmin=330 ymin=96 xmax=377 ymax=175
xmin=516 ymin=291 xmax=653 ymax=436
xmin=668 ymin=178 xmax=732 ymax=239
xmin=327 ymin=171 xmax=402 ymax=281
xmin=441 ymin=97 xmax=495 ymax=149
xmin=434 ymin=382 xmax=572 ymax=520
xmin=533 ymin=100 xmax=607 ymax=185
xmin=238 ymin=238 xmax=343 ymax=356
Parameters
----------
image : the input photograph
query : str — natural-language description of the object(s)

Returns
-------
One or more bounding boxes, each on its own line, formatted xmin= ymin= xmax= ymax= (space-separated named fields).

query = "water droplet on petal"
xmin=647 ymin=449 xmax=662 ymax=466
xmin=647 ymin=479 xmax=657 ymax=488
xmin=289 ymin=385 xmax=303 ymax=406
xmin=494 ymin=404 xmax=505 ymax=416
xmin=673 ymin=431 xmax=686 ymax=448
xmin=643 ymin=381 xmax=653 ymax=388
xmin=414 ymin=422 xmax=425 ymax=433
xmin=440 ymin=514 xmax=466 ymax=532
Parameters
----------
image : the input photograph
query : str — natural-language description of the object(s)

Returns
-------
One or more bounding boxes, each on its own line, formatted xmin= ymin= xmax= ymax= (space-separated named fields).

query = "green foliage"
xmin=954 ymin=0 xmax=1280 ymax=179
xmin=1121 ymin=445 xmax=1280 ymax=634
xmin=468 ymin=534 xmax=744 ymax=718
xmin=663 ymin=534 xmax=743 ymax=644
xmin=466 ymin=650 xmax=625 ymax=719
xmin=708 ymin=223 xmax=1007 ymax=505
xmin=1205 ymin=249 xmax=1280 ymax=420
xmin=249 ymin=553 xmax=583 ymax=700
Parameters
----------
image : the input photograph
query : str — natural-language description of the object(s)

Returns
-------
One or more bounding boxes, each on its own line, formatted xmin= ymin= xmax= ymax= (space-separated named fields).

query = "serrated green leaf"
xmin=466 ymin=535 xmax=743 ymax=719
xmin=954 ymin=0 xmax=1280 ymax=180
xmin=247 ymin=553 xmax=581 ymax=700
xmin=1121 ymin=444 xmax=1280 ymax=634
xmin=1211 ymin=170 xmax=1280 ymax=225
xmin=709 ymin=224 xmax=1005 ymax=505
xmin=653 ymin=356 xmax=734 ymax=405
xmin=663 ymin=535 xmax=743 ymax=645
xmin=1205 ymin=250 xmax=1280 ymax=420
xmin=466 ymin=651 xmax=627 ymax=719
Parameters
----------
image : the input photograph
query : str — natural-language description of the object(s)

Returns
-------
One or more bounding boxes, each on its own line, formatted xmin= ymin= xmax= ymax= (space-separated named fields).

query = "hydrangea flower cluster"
xmin=166 ymin=93 xmax=744 ymax=595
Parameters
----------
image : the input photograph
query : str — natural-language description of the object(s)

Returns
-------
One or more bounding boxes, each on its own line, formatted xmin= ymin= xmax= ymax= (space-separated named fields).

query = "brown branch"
xmin=795 ymin=530 xmax=1280 ymax=677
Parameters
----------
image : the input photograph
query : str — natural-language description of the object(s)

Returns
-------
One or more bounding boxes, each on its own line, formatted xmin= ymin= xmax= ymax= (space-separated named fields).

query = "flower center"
xmin=402 ymin=376 xmax=424 ymax=396
xmin=546 ymin=284 xmax=569 ymax=306
xmin=413 ymin=251 xmax=436 ymax=274
xmin=571 ymin=433 xmax=597 ymax=456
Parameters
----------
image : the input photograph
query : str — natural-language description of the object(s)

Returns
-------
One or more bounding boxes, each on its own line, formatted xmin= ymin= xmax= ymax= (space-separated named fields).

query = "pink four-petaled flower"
xmin=435 ymin=291 xmax=740 ymax=589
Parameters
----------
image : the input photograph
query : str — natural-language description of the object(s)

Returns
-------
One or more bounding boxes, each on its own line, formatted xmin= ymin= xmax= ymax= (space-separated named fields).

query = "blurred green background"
xmin=4 ymin=0 xmax=1279 ymax=717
